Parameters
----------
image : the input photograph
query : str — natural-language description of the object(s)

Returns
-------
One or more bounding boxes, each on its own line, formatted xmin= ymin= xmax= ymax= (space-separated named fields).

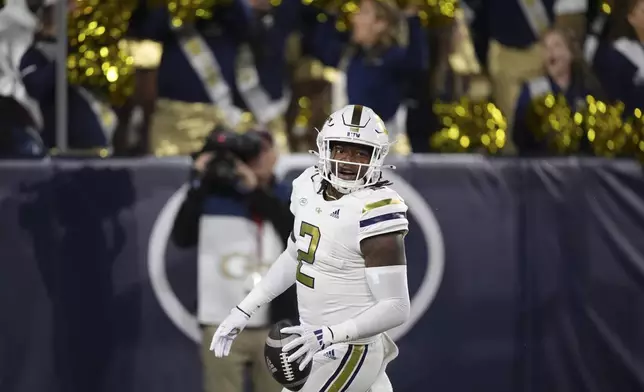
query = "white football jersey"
xmin=289 ymin=167 xmax=409 ymax=343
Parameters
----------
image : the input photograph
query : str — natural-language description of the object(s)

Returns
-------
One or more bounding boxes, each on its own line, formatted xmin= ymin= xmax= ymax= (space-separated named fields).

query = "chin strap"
xmin=328 ymin=174 xmax=359 ymax=194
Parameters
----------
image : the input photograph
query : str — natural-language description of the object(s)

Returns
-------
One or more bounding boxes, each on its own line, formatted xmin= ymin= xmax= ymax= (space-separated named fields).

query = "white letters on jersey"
xmin=288 ymin=167 xmax=409 ymax=337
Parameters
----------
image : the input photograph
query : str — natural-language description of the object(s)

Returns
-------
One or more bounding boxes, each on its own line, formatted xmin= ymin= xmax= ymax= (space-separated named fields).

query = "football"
xmin=264 ymin=320 xmax=312 ymax=391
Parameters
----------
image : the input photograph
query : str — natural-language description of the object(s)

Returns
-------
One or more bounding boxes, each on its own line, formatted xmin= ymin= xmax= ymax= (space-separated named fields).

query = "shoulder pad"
xmin=355 ymin=186 xmax=408 ymax=241
xmin=352 ymin=186 xmax=406 ymax=213
xmin=292 ymin=166 xmax=321 ymax=193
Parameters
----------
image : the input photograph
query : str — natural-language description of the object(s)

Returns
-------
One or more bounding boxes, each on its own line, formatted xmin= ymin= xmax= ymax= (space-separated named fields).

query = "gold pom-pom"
xmin=584 ymin=96 xmax=625 ymax=157
xmin=430 ymin=98 xmax=507 ymax=154
xmin=585 ymin=97 xmax=644 ymax=160
xmin=68 ymin=0 xmax=138 ymax=105
xmin=147 ymin=0 xmax=219 ymax=29
xmin=629 ymin=110 xmax=644 ymax=163
xmin=527 ymin=93 xmax=585 ymax=154
xmin=527 ymin=94 xmax=644 ymax=159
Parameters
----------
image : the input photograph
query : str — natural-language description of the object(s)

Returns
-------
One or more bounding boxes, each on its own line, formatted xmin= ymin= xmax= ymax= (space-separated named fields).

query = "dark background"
xmin=1 ymin=156 xmax=643 ymax=392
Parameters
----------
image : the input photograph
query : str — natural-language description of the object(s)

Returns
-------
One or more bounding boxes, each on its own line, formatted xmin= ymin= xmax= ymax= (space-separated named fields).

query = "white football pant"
xmin=281 ymin=333 xmax=398 ymax=392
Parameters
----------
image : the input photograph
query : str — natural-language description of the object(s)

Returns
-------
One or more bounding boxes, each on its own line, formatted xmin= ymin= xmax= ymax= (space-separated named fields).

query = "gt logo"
xmin=374 ymin=118 xmax=388 ymax=135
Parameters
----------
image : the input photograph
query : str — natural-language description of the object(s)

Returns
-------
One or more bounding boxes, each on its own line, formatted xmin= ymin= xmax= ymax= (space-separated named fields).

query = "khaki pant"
xmin=487 ymin=40 xmax=544 ymax=140
xmin=201 ymin=325 xmax=283 ymax=392
xmin=150 ymin=99 xmax=290 ymax=156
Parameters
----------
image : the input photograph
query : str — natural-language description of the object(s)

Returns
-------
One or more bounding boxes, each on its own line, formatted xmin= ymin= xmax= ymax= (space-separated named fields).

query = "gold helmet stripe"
xmin=350 ymin=105 xmax=363 ymax=127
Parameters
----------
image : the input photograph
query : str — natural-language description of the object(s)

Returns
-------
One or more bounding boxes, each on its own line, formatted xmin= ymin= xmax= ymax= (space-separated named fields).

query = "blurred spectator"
xmin=128 ymin=0 xmax=318 ymax=156
xmin=583 ymin=0 xmax=612 ymax=66
xmin=405 ymin=14 xmax=452 ymax=153
xmin=111 ymin=37 xmax=161 ymax=156
xmin=242 ymin=0 xmax=320 ymax=152
xmin=594 ymin=0 xmax=644 ymax=115
xmin=403 ymin=50 xmax=433 ymax=153
xmin=513 ymin=27 xmax=602 ymax=155
xmin=0 ymin=0 xmax=46 ymax=157
xmin=171 ymin=128 xmax=297 ymax=392
xmin=11 ymin=0 xmax=632 ymax=158
xmin=19 ymin=4 xmax=115 ymax=151
xmin=308 ymin=0 xmax=427 ymax=154
xmin=283 ymin=57 xmax=333 ymax=153
xmin=467 ymin=0 xmax=588 ymax=141
xmin=422 ymin=7 xmax=485 ymax=153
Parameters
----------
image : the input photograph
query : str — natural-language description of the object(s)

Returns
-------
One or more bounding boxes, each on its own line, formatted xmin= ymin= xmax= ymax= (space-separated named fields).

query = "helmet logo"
xmin=346 ymin=105 xmax=364 ymax=137
xmin=374 ymin=117 xmax=389 ymax=135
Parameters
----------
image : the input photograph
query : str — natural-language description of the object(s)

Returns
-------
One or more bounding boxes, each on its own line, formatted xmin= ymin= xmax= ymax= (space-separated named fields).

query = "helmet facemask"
xmin=316 ymin=136 xmax=389 ymax=194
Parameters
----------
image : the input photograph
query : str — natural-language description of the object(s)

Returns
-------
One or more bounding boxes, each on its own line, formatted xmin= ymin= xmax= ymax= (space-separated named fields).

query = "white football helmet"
xmin=316 ymin=104 xmax=390 ymax=194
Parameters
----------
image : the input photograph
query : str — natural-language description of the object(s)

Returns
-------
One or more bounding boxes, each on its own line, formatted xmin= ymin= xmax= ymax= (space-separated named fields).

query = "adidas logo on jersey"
xmin=330 ymin=209 xmax=340 ymax=219
xmin=323 ymin=349 xmax=337 ymax=360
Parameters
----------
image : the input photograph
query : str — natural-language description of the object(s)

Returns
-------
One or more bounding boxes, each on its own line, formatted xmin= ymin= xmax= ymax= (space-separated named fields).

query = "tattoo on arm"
xmin=360 ymin=231 xmax=407 ymax=268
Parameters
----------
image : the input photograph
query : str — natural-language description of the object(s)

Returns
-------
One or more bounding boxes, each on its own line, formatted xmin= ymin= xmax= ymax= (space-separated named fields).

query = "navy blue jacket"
xmin=129 ymin=0 xmax=318 ymax=107
xmin=19 ymin=36 xmax=109 ymax=149
xmin=465 ymin=0 xmax=557 ymax=65
xmin=594 ymin=39 xmax=644 ymax=115
xmin=309 ymin=14 xmax=428 ymax=122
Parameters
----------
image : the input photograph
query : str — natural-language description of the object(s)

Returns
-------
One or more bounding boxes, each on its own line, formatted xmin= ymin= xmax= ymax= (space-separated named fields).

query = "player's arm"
xmin=362 ymin=232 xmax=407 ymax=267
xmin=212 ymin=236 xmax=298 ymax=357
xmin=328 ymin=197 xmax=411 ymax=343
xmin=212 ymin=170 xmax=309 ymax=358
xmin=236 ymin=230 xmax=299 ymax=317
xmin=235 ymin=169 xmax=311 ymax=316
xmin=327 ymin=232 xmax=410 ymax=342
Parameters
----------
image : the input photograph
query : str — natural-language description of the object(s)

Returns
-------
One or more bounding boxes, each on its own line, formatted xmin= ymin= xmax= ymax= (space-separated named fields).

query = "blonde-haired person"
xmin=594 ymin=0 xmax=644 ymax=114
xmin=309 ymin=0 xmax=427 ymax=153
xmin=466 ymin=0 xmax=588 ymax=144
xmin=512 ymin=27 xmax=603 ymax=155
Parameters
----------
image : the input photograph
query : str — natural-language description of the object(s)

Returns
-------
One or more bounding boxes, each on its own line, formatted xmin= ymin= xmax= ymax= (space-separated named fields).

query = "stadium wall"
xmin=1 ymin=155 xmax=643 ymax=392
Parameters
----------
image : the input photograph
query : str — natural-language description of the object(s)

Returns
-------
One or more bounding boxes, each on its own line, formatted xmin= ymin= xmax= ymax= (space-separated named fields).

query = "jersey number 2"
xmin=296 ymin=222 xmax=320 ymax=289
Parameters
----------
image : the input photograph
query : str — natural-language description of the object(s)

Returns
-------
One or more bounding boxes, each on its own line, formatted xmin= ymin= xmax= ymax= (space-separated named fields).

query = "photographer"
xmin=171 ymin=128 xmax=297 ymax=392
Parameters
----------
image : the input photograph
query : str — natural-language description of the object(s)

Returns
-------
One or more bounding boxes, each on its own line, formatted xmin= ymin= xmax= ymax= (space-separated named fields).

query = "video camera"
xmin=25 ymin=0 xmax=47 ymax=14
xmin=196 ymin=125 xmax=265 ymax=190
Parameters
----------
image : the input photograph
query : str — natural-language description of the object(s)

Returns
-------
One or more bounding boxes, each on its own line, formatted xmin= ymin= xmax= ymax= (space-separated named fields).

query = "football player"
xmin=210 ymin=104 xmax=410 ymax=392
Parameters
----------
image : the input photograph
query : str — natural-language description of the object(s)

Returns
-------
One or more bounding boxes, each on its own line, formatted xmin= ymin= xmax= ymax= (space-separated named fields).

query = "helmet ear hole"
xmin=381 ymin=144 xmax=390 ymax=158
xmin=316 ymin=132 xmax=324 ymax=149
